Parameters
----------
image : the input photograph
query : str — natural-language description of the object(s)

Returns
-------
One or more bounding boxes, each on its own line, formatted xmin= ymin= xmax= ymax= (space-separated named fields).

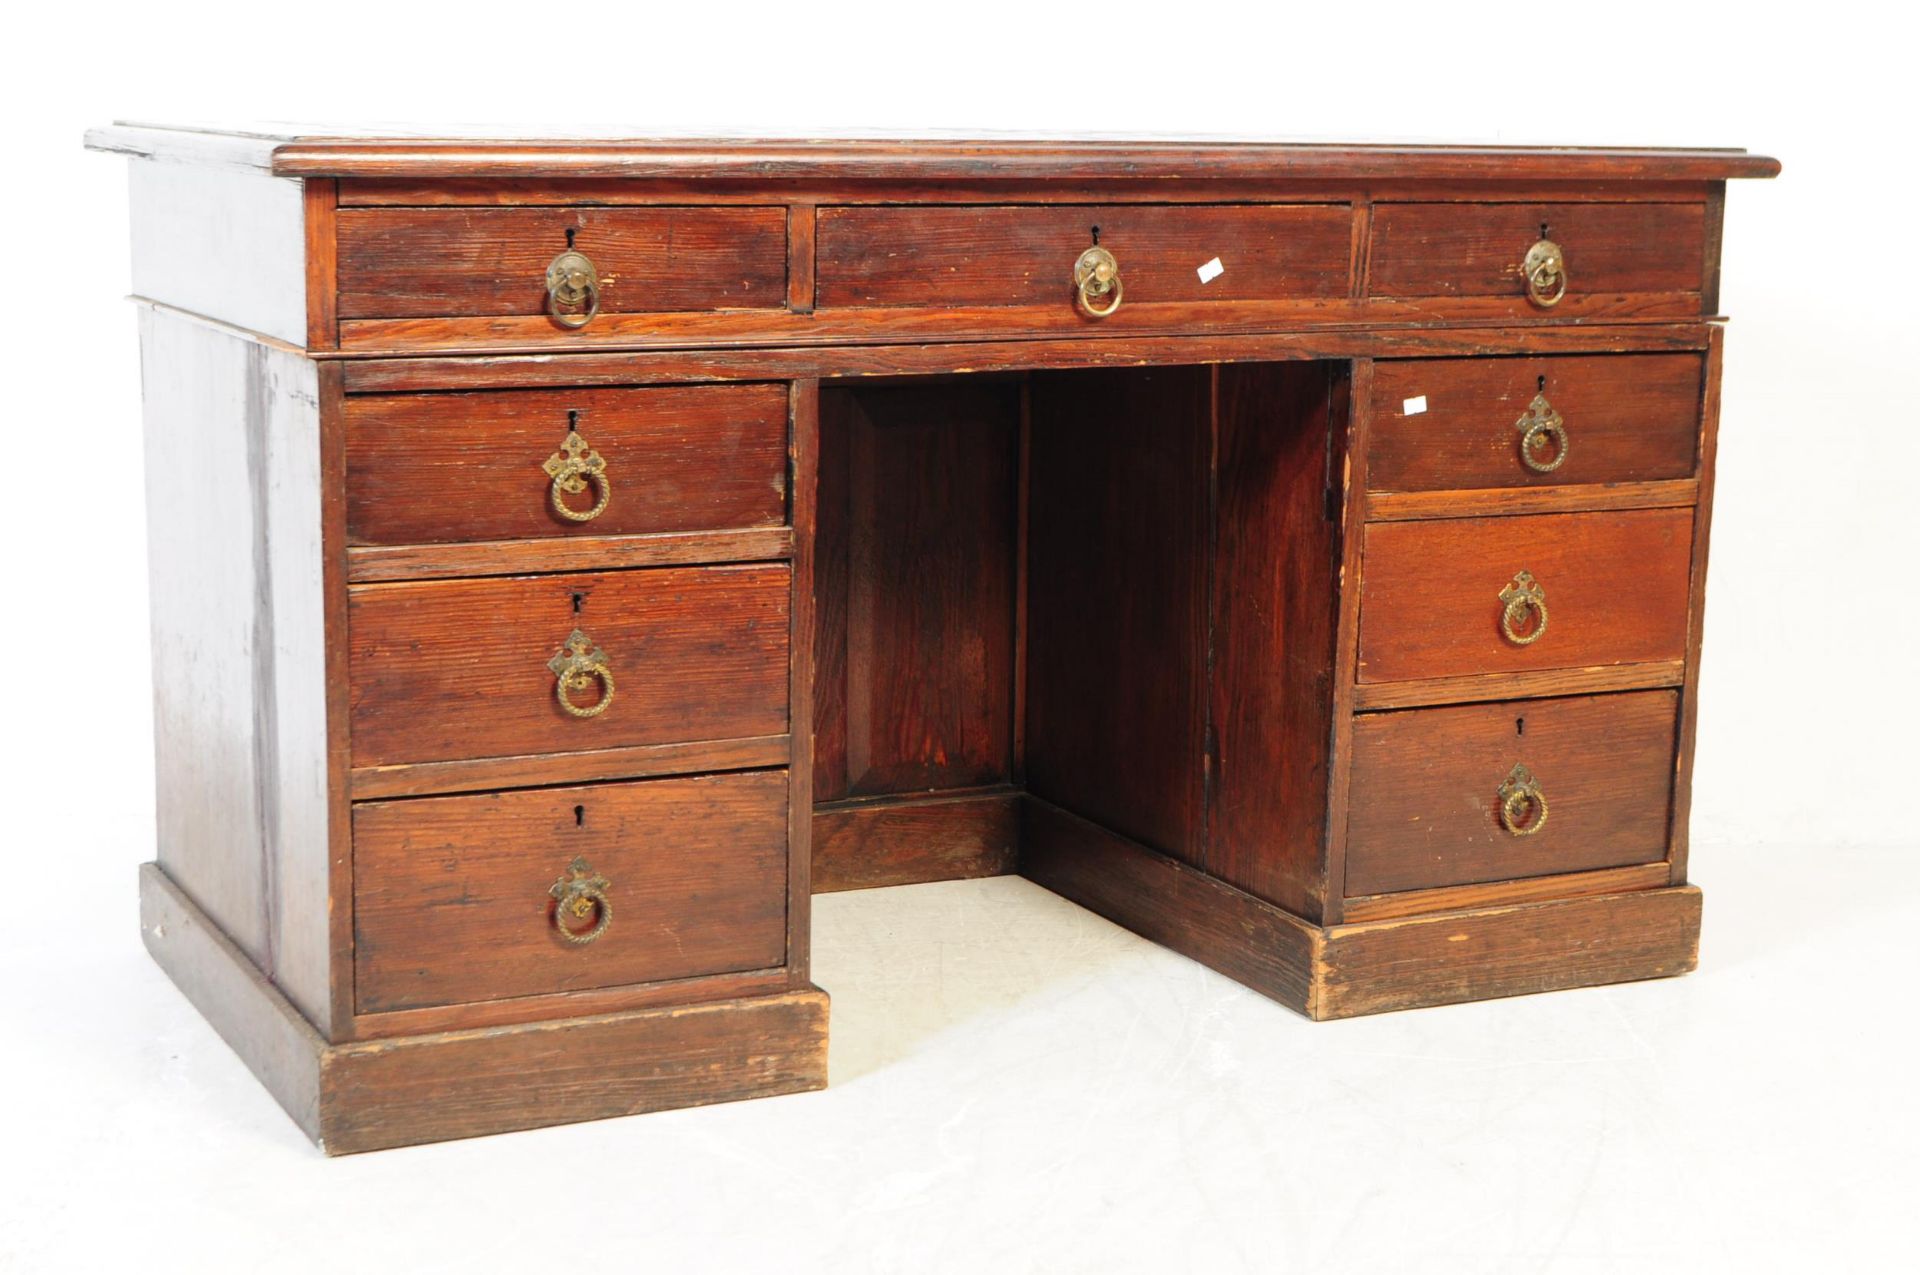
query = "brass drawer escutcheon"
xmin=545 ymin=248 xmax=601 ymax=329
xmin=549 ymin=856 xmax=613 ymax=944
xmin=1523 ymin=237 xmax=1566 ymax=307
xmin=1514 ymin=392 xmax=1569 ymax=473
xmin=548 ymin=628 xmax=615 ymax=718
xmin=1072 ymin=244 xmax=1123 ymax=319
xmin=1497 ymin=763 xmax=1550 ymax=836
xmin=542 ymin=425 xmax=611 ymax=523
xmin=1498 ymin=570 xmax=1549 ymax=645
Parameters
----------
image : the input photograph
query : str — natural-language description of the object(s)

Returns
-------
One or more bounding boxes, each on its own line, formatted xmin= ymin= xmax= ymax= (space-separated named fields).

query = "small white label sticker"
xmin=1196 ymin=257 xmax=1225 ymax=284
xmin=1403 ymin=395 xmax=1428 ymax=416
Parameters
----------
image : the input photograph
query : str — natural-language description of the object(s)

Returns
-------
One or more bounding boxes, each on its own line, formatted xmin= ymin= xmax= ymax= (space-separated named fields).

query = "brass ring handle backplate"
xmin=1073 ymin=245 xmax=1123 ymax=319
xmin=549 ymin=856 xmax=613 ymax=944
xmin=1497 ymin=763 xmax=1550 ymax=836
xmin=548 ymin=628 xmax=615 ymax=718
xmin=1499 ymin=571 xmax=1549 ymax=645
xmin=545 ymin=248 xmax=601 ymax=329
xmin=1514 ymin=392 xmax=1569 ymax=473
xmin=543 ymin=427 xmax=612 ymax=522
xmin=1523 ymin=238 xmax=1567 ymax=308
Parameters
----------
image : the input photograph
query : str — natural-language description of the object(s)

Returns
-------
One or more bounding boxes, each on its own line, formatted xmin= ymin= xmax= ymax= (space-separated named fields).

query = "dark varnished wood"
xmin=339 ymin=323 xmax=1721 ymax=391
xmin=1206 ymin=362 xmax=1342 ymax=916
xmin=815 ymin=204 xmax=1351 ymax=308
xmin=142 ymin=863 xmax=828 ymax=1153
xmin=352 ymin=771 xmax=788 ymax=1013
xmin=1020 ymin=797 xmax=1319 ymax=1010
xmin=812 ymin=789 xmax=1020 ymax=892
xmin=1367 ymin=354 xmax=1703 ymax=493
xmin=347 ymin=565 xmax=789 ymax=769
xmin=1365 ymin=478 xmax=1698 ymax=523
xmin=812 ymin=379 xmax=1019 ymax=801
xmin=1317 ymin=886 xmax=1701 ymax=1018
xmin=1357 ymin=508 xmax=1695 ymax=683
xmin=345 ymin=526 xmax=793 ymax=583
xmin=236 ymin=133 xmax=1781 ymax=183
xmin=1344 ymin=691 xmax=1680 ymax=896
xmin=348 ymin=734 xmax=791 ymax=800
xmin=1025 ymin=366 xmax=1212 ymax=860
xmin=1342 ymin=861 xmax=1671 ymax=924
xmin=344 ymin=383 xmax=789 ymax=545
xmin=336 ymin=205 xmax=788 ymax=320
xmin=1349 ymin=660 xmax=1685 ymax=711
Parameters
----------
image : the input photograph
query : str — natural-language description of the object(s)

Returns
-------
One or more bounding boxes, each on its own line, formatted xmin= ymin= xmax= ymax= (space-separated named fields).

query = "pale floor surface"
xmin=3 ymin=845 xmax=1915 ymax=1274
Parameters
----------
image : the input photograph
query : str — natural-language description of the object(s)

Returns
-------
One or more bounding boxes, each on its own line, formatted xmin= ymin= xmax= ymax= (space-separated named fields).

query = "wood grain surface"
xmin=1368 ymin=354 xmax=1703 ymax=492
xmin=1357 ymin=508 xmax=1694 ymax=683
xmin=337 ymin=205 xmax=788 ymax=319
xmin=816 ymin=204 xmax=1351 ymax=307
xmin=1344 ymin=690 xmax=1679 ymax=896
xmin=1369 ymin=202 xmax=1706 ymax=302
xmin=345 ymin=383 xmax=789 ymax=544
xmin=347 ymin=564 xmax=789 ymax=768
xmin=352 ymin=771 xmax=788 ymax=1012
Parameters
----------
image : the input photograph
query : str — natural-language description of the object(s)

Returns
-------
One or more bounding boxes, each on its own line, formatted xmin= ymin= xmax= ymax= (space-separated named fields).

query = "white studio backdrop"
xmin=1 ymin=5 xmax=1913 ymax=953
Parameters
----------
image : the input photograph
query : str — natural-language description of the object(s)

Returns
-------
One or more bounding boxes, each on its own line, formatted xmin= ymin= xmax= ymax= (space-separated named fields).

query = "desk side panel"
xmin=139 ymin=308 xmax=334 ymax=1034
xmin=127 ymin=158 xmax=309 ymax=345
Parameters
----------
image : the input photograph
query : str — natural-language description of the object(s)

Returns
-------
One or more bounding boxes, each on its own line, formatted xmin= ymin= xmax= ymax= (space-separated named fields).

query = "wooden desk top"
xmin=86 ymin=122 xmax=1781 ymax=183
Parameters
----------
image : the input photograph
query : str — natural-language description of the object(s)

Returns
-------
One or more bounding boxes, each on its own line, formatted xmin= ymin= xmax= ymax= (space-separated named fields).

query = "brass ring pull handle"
xmin=1514 ymin=392 xmax=1569 ymax=473
xmin=549 ymin=857 xmax=613 ymax=944
xmin=1523 ymin=238 xmax=1567 ymax=308
xmin=1073 ymin=245 xmax=1123 ymax=319
xmin=1497 ymin=764 xmax=1550 ymax=837
xmin=543 ymin=428 xmax=611 ymax=523
xmin=1499 ymin=571 xmax=1549 ymax=645
xmin=548 ymin=628 xmax=615 ymax=718
xmin=545 ymin=248 xmax=601 ymax=329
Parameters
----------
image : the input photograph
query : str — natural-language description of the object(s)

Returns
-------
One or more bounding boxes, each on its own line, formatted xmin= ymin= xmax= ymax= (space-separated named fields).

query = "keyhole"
xmin=574 ymin=804 xmax=585 ymax=827
xmin=1516 ymin=717 xmax=1526 ymax=736
xmin=1539 ymin=222 xmax=1550 ymax=240
xmin=1537 ymin=375 xmax=1547 ymax=392
xmin=566 ymin=226 xmax=578 ymax=249
xmin=571 ymin=592 xmax=585 ymax=614
xmin=1090 ymin=225 xmax=1100 ymax=244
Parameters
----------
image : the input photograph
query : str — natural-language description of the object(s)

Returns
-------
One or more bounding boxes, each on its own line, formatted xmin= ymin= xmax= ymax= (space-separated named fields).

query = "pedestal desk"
xmin=87 ymin=125 xmax=1779 ymax=1153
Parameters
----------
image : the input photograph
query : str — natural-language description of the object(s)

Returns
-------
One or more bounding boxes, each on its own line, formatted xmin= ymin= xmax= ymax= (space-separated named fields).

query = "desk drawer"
xmin=1368 ymin=354 xmax=1703 ymax=493
xmin=815 ymin=204 xmax=1351 ymax=312
xmin=336 ymin=205 xmax=788 ymax=323
xmin=1357 ymin=508 xmax=1692 ymax=684
xmin=1345 ymin=691 xmax=1677 ymax=896
xmin=348 ymin=564 xmax=789 ymax=768
xmin=344 ymin=383 xmax=790 ymax=546
xmin=353 ymin=770 xmax=789 ymax=1013
xmin=1368 ymin=202 xmax=1706 ymax=315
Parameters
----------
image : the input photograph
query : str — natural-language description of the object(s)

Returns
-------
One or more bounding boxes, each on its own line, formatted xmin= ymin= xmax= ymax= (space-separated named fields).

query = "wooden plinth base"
xmin=138 ymin=864 xmax=829 ymax=1155
xmin=1019 ymin=799 xmax=1701 ymax=1020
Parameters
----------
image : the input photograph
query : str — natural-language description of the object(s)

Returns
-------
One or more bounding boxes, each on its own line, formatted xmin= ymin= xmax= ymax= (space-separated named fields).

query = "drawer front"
xmin=349 ymin=564 xmax=790 ymax=767
xmin=344 ymin=383 xmax=790 ymax=545
xmin=1368 ymin=355 xmax=1703 ymax=493
xmin=1358 ymin=508 xmax=1693 ymax=683
xmin=816 ymin=204 xmax=1351 ymax=309
xmin=1369 ymin=202 xmax=1705 ymax=311
xmin=336 ymin=206 xmax=788 ymax=321
xmin=354 ymin=770 xmax=789 ymax=1012
xmin=1345 ymin=691 xmax=1678 ymax=896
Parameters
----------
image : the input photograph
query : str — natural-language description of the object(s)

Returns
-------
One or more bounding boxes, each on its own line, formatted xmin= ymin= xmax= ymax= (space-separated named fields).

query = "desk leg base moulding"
xmin=1019 ymin=801 xmax=1700 ymax=1020
xmin=89 ymin=124 xmax=1776 ymax=1151
xmin=141 ymin=865 xmax=829 ymax=1156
